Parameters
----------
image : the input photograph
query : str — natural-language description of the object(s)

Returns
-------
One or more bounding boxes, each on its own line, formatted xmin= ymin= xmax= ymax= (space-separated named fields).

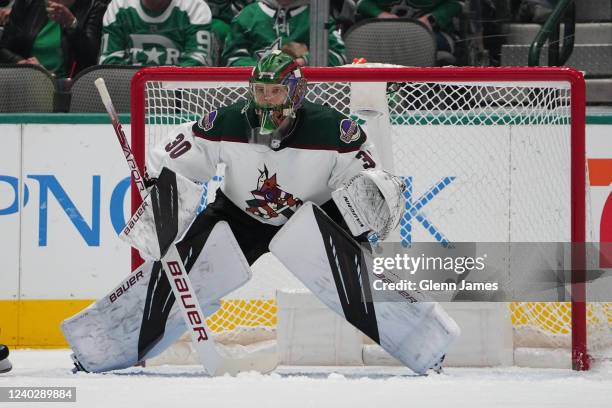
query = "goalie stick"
xmin=94 ymin=78 xmax=222 ymax=376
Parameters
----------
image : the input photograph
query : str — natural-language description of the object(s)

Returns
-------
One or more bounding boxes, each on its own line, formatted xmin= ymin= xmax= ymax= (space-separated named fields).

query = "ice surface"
xmin=1 ymin=349 xmax=611 ymax=408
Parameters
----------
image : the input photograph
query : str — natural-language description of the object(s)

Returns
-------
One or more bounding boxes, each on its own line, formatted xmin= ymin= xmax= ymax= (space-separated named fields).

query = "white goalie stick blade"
xmin=269 ymin=202 xmax=460 ymax=375
xmin=61 ymin=221 xmax=252 ymax=374
xmin=148 ymin=339 xmax=279 ymax=375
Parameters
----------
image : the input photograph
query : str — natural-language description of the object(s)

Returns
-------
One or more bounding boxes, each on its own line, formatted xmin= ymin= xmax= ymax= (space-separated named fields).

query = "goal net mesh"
xmin=136 ymin=69 xmax=611 ymax=355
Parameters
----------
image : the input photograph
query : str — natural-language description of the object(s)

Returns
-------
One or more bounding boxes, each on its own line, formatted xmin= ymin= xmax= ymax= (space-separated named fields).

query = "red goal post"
xmin=130 ymin=66 xmax=589 ymax=370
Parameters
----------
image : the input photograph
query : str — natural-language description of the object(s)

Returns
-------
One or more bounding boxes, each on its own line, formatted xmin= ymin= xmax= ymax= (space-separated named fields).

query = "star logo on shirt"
xmin=143 ymin=47 xmax=163 ymax=64
xmin=255 ymin=38 xmax=282 ymax=60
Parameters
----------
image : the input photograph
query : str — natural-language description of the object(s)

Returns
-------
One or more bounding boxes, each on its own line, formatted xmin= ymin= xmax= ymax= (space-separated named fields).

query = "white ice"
xmin=1 ymin=349 xmax=611 ymax=408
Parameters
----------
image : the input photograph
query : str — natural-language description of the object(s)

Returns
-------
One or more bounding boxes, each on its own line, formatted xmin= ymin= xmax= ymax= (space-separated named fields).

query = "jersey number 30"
xmin=165 ymin=134 xmax=192 ymax=159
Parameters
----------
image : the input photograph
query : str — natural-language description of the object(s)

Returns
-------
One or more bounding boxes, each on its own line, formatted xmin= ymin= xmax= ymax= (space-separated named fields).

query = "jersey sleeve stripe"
xmin=102 ymin=0 xmax=122 ymax=26
xmin=287 ymin=144 xmax=362 ymax=153
xmin=99 ymin=51 xmax=126 ymax=64
xmin=178 ymin=0 xmax=212 ymax=24
xmin=329 ymin=50 xmax=347 ymax=65
xmin=192 ymin=123 xmax=247 ymax=143
xmin=188 ymin=52 xmax=209 ymax=65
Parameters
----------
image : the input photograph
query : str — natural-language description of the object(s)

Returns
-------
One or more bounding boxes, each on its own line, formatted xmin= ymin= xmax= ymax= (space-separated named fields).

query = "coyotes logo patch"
xmin=199 ymin=110 xmax=218 ymax=131
xmin=339 ymin=119 xmax=361 ymax=144
xmin=245 ymin=165 xmax=303 ymax=219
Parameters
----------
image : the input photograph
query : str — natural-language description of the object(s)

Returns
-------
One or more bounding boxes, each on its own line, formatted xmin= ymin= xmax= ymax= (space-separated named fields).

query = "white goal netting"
xmin=133 ymin=66 xmax=611 ymax=366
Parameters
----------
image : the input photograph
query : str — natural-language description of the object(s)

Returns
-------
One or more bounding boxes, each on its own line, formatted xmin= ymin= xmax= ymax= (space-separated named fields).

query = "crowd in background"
xmin=0 ymin=0 xmax=566 ymax=80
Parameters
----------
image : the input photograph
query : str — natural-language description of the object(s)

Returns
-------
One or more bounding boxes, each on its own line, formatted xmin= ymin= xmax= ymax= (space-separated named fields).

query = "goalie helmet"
xmin=248 ymin=50 xmax=307 ymax=141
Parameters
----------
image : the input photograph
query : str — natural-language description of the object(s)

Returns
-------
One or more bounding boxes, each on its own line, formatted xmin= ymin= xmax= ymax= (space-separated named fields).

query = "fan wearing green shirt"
xmin=222 ymin=0 xmax=347 ymax=67
xmin=207 ymin=0 xmax=254 ymax=44
xmin=0 ymin=0 xmax=108 ymax=77
xmin=99 ymin=0 xmax=214 ymax=66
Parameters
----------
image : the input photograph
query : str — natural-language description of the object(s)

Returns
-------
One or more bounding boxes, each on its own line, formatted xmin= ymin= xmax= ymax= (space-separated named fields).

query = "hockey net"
xmin=130 ymin=66 xmax=611 ymax=370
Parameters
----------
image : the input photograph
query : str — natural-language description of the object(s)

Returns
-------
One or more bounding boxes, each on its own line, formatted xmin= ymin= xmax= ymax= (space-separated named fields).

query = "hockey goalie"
xmin=62 ymin=50 xmax=459 ymax=375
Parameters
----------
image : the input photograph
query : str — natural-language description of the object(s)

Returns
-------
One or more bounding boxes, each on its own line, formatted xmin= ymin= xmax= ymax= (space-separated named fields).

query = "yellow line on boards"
xmin=0 ymin=300 xmax=94 ymax=348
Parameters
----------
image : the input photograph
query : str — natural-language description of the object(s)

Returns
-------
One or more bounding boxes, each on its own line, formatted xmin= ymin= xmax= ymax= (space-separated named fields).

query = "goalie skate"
xmin=0 ymin=345 xmax=12 ymax=373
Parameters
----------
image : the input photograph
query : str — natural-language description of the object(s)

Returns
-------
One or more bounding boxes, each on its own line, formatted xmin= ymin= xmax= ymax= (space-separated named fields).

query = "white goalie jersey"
xmin=147 ymin=100 xmax=383 ymax=228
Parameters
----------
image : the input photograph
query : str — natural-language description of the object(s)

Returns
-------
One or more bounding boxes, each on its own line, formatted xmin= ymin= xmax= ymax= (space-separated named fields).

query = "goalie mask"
xmin=248 ymin=50 xmax=306 ymax=147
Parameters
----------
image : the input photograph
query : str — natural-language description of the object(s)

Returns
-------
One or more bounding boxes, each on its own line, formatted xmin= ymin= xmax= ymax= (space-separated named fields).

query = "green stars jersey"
xmin=208 ymin=0 xmax=255 ymax=24
xmin=99 ymin=0 xmax=214 ymax=66
xmin=208 ymin=0 xmax=255 ymax=43
xmin=221 ymin=2 xmax=347 ymax=67
xmin=148 ymin=101 xmax=377 ymax=226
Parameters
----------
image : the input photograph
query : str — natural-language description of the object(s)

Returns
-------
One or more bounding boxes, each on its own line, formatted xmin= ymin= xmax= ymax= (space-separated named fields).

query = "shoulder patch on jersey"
xmin=199 ymin=110 xmax=218 ymax=132
xmin=339 ymin=119 xmax=361 ymax=144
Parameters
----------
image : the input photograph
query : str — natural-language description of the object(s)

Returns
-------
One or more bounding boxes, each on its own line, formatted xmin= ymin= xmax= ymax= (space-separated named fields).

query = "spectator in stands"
xmin=99 ymin=0 xmax=214 ymax=66
xmin=0 ymin=1 xmax=13 ymax=26
xmin=514 ymin=0 xmax=557 ymax=24
xmin=458 ymin=0 xmax=502 ymax=66
xmin=0 ymin=0 xmax=108 ymax=77
xmin=331 ymin=0 xmax=358 ymax=32
xmin=208 ymin=0 xmax=254 ymax=44
xmin=222 ymin=0 xmax=347 ymax=67
xmin=356 ymin=0 xmax=462 ymax=61
xmin=206 ymin=0 xmax=254 ymax=65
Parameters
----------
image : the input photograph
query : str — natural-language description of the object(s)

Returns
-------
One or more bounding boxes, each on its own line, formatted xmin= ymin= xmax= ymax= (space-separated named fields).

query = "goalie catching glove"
xmin=332 ymin=169 xmax=405 ymax=240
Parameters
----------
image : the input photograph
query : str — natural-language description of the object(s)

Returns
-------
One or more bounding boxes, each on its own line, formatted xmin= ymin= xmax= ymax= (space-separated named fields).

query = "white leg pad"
xmin=61 ymin=221 xmax=251 ymax=373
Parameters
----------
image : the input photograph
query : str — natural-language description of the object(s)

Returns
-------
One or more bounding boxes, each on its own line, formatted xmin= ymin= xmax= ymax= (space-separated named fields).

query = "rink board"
xmin=0 ymin=114 xmax=610 ymax=348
